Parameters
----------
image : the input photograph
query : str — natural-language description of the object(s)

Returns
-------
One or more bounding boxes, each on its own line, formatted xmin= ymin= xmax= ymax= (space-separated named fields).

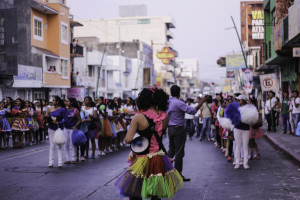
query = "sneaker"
xmin=48 ymin=163 xmax=53 ymax=167
xmin=180 ymin=174 xmax=191 ymax=182
xmin=80 ymin=156 xmax=85 ymax=161
xmin=58 ymin=163 xmax=63 ymax=168
xmin=234 ymin=164 xmax=240 ymax=169
xmin=244 ymin=164 xmax=250 ymax=169
xmin=227 ymin=156 xmax=232 ymax=162
xmin=281 ymin=131 xmax=287 ymax=134
xmin=109 ymin=148 xmax=114 ymax=153
xmin=254 ymin=154 xmax=261 ymax=160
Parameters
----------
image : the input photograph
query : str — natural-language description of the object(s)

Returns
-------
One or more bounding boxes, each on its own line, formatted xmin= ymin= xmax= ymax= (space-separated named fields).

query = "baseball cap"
xmin=235 ymin=95 xmax=247 ymax=100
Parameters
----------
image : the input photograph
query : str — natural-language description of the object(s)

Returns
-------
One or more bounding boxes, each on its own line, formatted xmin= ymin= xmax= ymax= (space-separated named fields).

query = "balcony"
xmin=70 ymin=44 xmax=84 ymax=57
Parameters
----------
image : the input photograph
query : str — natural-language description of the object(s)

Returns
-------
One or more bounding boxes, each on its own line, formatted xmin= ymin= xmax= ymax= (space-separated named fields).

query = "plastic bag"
xmin=72 ymin=130 xmax=87 ymax=146
xmin=296 ymin=122 xmax=300 ymax=137
xmin=53 ymin=128 xmax=65 ymax=145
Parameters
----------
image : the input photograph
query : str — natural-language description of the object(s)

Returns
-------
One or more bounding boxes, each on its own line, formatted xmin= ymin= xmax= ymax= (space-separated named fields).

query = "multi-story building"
xmin=73 ymin=15 xmax=177 ymax=93
xmin=0 ymin=0 xmax=74 ymax=101
xmin=263 ymin=0 xmax=298 ymax=95
xmin=176 ymin=58 xmax=200 ymax=98
xmin=72 ymin=38 xmax=154 ymax=99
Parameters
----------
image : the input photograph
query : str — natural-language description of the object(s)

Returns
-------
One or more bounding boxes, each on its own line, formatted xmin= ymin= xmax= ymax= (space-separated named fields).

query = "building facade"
xmin=0 ymin=0 xmax=73 ymax=101
xmin=73 ymin=15 xmax=177 ymax=93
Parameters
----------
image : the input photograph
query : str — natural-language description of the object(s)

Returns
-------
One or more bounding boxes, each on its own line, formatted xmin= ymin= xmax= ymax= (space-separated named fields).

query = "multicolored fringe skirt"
xmin=115 ymin=150 xmax=183 ymax=199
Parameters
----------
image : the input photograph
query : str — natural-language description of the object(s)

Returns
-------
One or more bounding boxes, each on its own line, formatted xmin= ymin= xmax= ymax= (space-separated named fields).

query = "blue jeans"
xmin=185 ymin=119 xmax=194 ymax=137
xmin=194 ymin=117 xmax=202 ymax=137
xmin=200 ymin=117 xmax=211 ymax=140
xmin=293 ymin=113 xmax=300 ymax=130
xmin=282 ymin=113 xmax=291 ymax=132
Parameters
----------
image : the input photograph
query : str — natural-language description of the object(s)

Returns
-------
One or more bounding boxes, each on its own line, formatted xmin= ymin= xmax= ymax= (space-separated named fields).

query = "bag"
xmin=250 ymin=126 xmax=263 ymax=139
xmin=72 ymin=130 xmax=87 ymax=146
xmin=53 ymin=128 xmax=65 ymax=145
xmin=79 ymin=111 xmax=89 ymax=133
xmin=102 ymin=118 xmax=113 ymax=137
xmin=296 ymin=122 xmax=300 ymax=136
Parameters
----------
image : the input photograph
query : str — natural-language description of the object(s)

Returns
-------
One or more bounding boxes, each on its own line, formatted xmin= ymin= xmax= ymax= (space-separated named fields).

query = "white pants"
xmin=234 ymin=128 xmax=250 ymax=165
xmin=63 ymin=128 xmax=77 ymax=162
xmin=48 ymin=129 xmax=63 ymax=165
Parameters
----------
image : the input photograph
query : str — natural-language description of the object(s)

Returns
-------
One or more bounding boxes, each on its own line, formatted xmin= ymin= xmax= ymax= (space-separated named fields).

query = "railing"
xmin=70 ymin=44 xmax=84 ymax=57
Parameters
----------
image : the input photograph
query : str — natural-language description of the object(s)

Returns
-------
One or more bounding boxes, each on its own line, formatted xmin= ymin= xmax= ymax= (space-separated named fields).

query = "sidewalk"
xmin=263 ymin=125 xmax=300 ymax=166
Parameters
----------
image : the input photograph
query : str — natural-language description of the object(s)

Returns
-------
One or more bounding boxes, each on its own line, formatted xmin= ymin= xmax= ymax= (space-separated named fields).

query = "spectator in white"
xmin=264 ymin=93 xmax=272 ymax=132
xmin=184 ymin=98 xmax=195 ymax=140
xmin=268 ymin=91 xmax=277 ymax=132
xmin=290 ymin=91 xmax=300 ymax=132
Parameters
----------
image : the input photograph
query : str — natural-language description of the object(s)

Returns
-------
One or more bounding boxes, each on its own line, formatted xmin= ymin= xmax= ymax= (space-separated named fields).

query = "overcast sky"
xmin=67 ymin=0 xmax=250 ymax=85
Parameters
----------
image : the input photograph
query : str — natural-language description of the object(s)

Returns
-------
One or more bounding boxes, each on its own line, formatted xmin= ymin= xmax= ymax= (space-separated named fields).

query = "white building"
xmin=73 ymin=16 xmax=177 ymax=92
xmin=176 ymin=58 xmax=200 ymax=98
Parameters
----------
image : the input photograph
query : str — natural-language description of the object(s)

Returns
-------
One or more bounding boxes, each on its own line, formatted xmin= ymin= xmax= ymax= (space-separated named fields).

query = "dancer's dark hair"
xmin=136 ymin=87 xmax=169 ymax=111
xmin=53 ymin=96 xmax=65 ymax=108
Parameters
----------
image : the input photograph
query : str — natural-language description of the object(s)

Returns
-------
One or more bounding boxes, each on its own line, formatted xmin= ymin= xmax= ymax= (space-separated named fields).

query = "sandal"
xmin=64 ymin=161 xmax=71 ymax=164
xmin=255 ymin=154 xmax=261 ymax=159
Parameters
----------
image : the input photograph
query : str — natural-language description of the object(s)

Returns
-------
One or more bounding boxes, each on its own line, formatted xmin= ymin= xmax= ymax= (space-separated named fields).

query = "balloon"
xmin=100 ymin=105 xmax=106 ymax=110
xmin=123 ymin=108 xmax=129 ymax=114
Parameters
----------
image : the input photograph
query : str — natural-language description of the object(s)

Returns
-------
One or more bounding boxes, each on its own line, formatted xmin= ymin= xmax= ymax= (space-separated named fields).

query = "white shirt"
xmin=81 ymin=106 xmax=96 ymax=117
xmin=264 ymin=101 xmax=270 ymax=115
xmin=291 ymin=97 xmax=300 ymax=114
xmin=271 ymin=97 xmax=277 ymax=108
xmin=185 ymin=103 xmax=195 ymax=119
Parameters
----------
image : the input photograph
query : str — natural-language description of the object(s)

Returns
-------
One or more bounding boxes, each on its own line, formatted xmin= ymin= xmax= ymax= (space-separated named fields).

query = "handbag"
xmin=53 ymin=128 xmax=65 ymax=145
xmin=101 ymin=118 xmax=113 ymax=137
xmin=79 ymin=111 xmax=89 ymax=133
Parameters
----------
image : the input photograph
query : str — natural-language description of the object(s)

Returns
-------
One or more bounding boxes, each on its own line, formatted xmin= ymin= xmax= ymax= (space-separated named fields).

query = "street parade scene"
xmin=1 ymin=0 xmax=300 ymax=200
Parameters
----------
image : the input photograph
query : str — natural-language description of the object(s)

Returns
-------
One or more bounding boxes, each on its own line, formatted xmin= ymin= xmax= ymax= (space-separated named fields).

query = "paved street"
xmin=1 ymin=136 xmax=300 ymax=200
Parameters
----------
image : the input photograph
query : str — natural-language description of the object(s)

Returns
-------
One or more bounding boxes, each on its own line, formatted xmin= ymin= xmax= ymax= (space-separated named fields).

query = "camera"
xmin=206 ymin=95 xmax=213 ymax=104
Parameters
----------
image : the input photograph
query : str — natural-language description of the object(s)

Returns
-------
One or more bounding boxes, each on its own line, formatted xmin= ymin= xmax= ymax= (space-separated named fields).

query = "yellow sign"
xmin=157 ymin=47 xmax=175 ymax=64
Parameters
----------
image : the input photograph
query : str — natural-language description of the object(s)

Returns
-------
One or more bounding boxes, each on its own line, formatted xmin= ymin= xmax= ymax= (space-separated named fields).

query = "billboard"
xmin=240 ymin=1 xmax=264 ymax=47
xmin=242 ymin=68 xmax=253 ymax=93
xmin=226 ymin=54 xmax=246 ymax=70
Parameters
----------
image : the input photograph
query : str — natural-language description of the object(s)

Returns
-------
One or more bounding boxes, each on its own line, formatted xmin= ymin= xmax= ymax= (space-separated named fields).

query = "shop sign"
xmin=259 ymin=73 xmax=277 ymax=92
xmin=226 ymin=70 xmax=235 ymax=79
xmin=157 ymin=47 xmax=175 ymax=65
xmin=226 ymin=54 xmax=246 ymax=70
xmin=293 ymin=47 xmax=300 ymax=57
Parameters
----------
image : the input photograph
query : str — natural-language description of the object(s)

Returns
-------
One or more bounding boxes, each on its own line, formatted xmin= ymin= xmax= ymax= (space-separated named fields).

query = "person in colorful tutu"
xmin=11 ymin=98 xmax=29 ymax=148
xmin=4 ymin=97 xmax=14 ymax=147
xmin=0 ymin=101 xmax=12 ymax=149
xmin=115 ymin=87 xmax=184 ymax=200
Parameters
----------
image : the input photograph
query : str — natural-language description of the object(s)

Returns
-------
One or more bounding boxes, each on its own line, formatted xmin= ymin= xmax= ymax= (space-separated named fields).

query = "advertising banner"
xmin=226 ymin=70 xmax=235 ymax=79
xmin=259 ymin=73 xmax=277 ymax=92
xmin=226 ymin=54 xmax=246 ymax=70
xmin=242 ymin=68 xmax=253 ymax=93
xmin=67 ymin=87 xmax=86 ymax=101
xmin=223 ymin=79 xmax=232 ymax=92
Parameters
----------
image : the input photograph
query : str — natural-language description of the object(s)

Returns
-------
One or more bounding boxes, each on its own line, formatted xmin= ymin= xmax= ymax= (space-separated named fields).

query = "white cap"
xmin=236 ymin=95 xmax=247 ymax=101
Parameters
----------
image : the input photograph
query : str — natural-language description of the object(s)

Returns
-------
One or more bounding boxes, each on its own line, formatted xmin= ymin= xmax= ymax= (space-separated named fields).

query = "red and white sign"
xmin=157 ymin=47 xmax=175 ymax=65
xmin=259 ymin=73 xmax=276 ymax=92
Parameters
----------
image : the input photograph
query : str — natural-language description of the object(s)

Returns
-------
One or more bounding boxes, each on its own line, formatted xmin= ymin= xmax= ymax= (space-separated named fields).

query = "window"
xmin=33 ymin=16 xmax=43 ymax=41
xmin=88 ymin=65 xmax=95 ymax=77
xmin=0 ymin=27 xmax=4 ymax=45
xmin=61 ymin=22 xmax=68 ymax=44
xmin=61 ymin=59 xmax=67 ymax=77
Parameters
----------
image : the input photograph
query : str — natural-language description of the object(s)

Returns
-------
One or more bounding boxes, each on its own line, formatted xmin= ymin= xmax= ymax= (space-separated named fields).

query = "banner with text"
xmin=226 ymin=54 xmax=246 ymax=70
xmin=259 ymin=73 xmax=276 ymax=92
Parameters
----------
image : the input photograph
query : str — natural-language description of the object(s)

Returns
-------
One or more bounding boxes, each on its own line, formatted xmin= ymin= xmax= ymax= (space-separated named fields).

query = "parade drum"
xmin=130 ymin=134 xmax=150 ymax=155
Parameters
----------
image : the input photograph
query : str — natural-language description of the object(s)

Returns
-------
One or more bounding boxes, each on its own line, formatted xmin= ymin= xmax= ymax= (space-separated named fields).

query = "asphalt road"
xmin=0 ymin=136 xmax=300 ymax=200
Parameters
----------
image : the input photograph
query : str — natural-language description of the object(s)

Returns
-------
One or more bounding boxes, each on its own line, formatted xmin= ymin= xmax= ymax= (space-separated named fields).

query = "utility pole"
xmin=231 ymin=16 xmax=248 ymax=68
xmin=95 ymin=43 xmax=108 ymax=98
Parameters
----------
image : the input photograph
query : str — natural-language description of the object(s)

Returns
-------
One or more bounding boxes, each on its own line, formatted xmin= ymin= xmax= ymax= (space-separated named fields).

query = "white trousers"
xmin=234 ymin=128 xmax=250 ymax=165
xmin=63 ymin=128 xmax=77 ymax=162
xmin=48 ymin=129 xmax=63 ymax=165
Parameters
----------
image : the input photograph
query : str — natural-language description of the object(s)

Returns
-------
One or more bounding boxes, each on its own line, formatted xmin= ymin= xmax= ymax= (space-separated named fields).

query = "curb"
xmin=264 ymin=133 xmax=300 ymax=166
